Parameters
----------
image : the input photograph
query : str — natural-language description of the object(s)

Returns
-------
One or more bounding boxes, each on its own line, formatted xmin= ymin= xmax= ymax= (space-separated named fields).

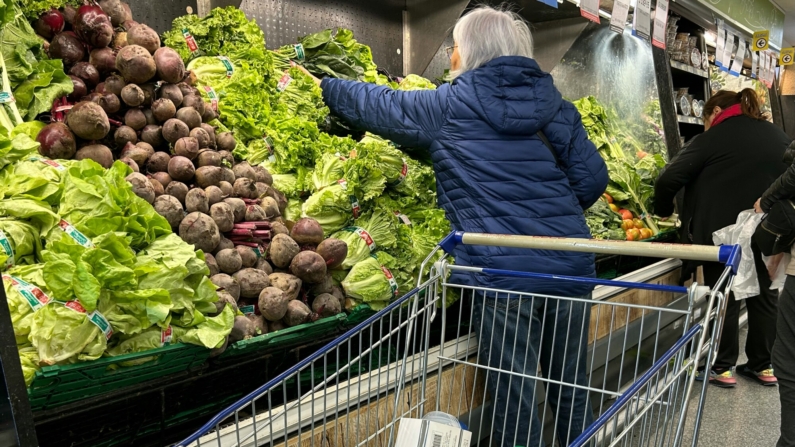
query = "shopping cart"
xmin=174 ymin=232 xmax=739 ymax=447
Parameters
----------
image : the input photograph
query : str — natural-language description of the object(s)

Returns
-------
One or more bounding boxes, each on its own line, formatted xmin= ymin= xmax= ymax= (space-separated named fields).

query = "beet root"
xmin=116 ymin=45 xmax=156 ymax=84
xmin=75 ymin=144 xmax=113 ymax=168
xmin=154 ymin=47 xmax=186 ymax=84
xmin=179 ymin=212 xmax=220 ymax=253
xmin=316 ymin=238 xmax=348 ymax=270
xmin=289 ymin=251 xmax=327 ymax=284
xmin=37 ymin=122 xmax=76 ymax=159
xmin=126 ymin=23 xmax=160 ymax=54
xmin=66 ymin=101 xmax=110 ymax=140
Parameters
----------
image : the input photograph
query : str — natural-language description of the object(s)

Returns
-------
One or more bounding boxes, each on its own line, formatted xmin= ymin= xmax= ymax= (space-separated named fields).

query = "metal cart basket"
xmin=175 ymin=232 xmax=740 ymax=447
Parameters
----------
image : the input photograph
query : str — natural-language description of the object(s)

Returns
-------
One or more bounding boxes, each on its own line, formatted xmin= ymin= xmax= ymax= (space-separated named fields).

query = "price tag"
xmin=161 ymin=326 xmax=173 ymax=346
xmin=632 ymin=0 xmax=651 ymax=40
xmin=651 ymin=0 xmax=669 ymax=49
xmin=780 ymin=48 xmax=794 ymax=66
xmin=262 ymin=135 xmax=276 ymax=163
xmin=715 ymin=21 xmax=726 ymax=67
xmin=181 ymin=28 xmax=199 ymax=54
xmin=387 ymin=162 xmax=408 ymax=187
xmin=379 ymin=263 xmax=399 ymax=297
xmin=60 ymin=300 xmax=113 ymax=340
xmin=202 ymin=85 xmax=219 ymax=112
xmin=239 ymin=305 xmax=255 ymax=316
xmin=0 ymin=230 xmax=14 ymax=269
xmin=345 ymin=227 xmax=376 ymax=251
xmin=217 ymin=56 xmax=234 ymax=77
xmin=293 ymin=44 xmax=306 ymax=61
xmin=729 ymin=38 xmax=746 ymax=76
xmin=58 ymin=219 xmax=94 ymax=248
xmin=721 ymin=32 xmax=735 ymax=72
xmin=579 ymin=0 xmax=600 ymax=23
xmin=0 ymin=92 xmax=14 ymax=104
xmin=336 ymin=179 xmax=360 ymax=217
xmin=609 ymin=0 xmax=630 ymax=34
xmin=28 ymin=157 xmax=66 ymax=171
xmin=753 ymin=30 xmax=770 ymax=51
xmin=276 ymin=74 xmax=293 ymax=92
xmin=3 ymin=274 xmax=50 ymax=311
xmin=394 ymin=211 xmax=412 ymax=226
xmin=751 ymin=51 xmax=759 ymax=78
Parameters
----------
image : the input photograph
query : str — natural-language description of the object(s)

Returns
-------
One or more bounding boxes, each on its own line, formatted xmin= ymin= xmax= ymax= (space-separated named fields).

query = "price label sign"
xmin=609 ymin=0 xmax=630 ymax=34
xmin=651 ymin=0 xmax=669 ymax=49
xmin=579 ymin=0 xmax=600 ymax=23
xmin=632 ymin=0 xmax=651 ymax=40
xmin=780 ymin=48 xmax=794 ymax=66
xmin=751 ymin=51 xmax=759 ymax=78
xmin=753 ymin=30 xmax=770 ymax=51
xmin=721 ymin=32 xmax=734 ymax=71
xmin=729 ymin=38 xmax=746 ymax=76
xmin=715 ymin=20 xmax=725 ymax=67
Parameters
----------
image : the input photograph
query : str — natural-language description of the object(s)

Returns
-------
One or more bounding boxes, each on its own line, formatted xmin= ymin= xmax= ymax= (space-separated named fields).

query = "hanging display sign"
xmin=752 ymin=30 xmax=770 ymax=51
xmin=751 ymin=51 xmax=759 ymax=78
xmin=579 ymin=0 xmax=600 ymax=23
xmin=715 ymin=20 xmax=726 ymax=67
xmin=537 ymin=0 xmax=558 ymax=9
xmin=609 ymin=0 xmax=630 ymax=34
xmin=729 ymin=38 xmax=746 ymax=76
xmin=632 ymin=0 xmax=651 ymax=40
xmin=720 ymin=32 xmax=734 ymax=71
xmin=651 ymin=0 xmax=669 ymax=49
xmin=780 ymin=48 xmax=794 ymax=66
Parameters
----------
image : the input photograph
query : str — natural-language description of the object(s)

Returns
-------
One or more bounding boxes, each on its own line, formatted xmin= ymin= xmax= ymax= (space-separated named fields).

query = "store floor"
xmin=680 ymin=324 xmax=781 ymax=446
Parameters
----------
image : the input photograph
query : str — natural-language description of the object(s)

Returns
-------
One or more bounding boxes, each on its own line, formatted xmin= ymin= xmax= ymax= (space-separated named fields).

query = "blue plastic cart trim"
xmin=568 ymin=323 xmax=703 ymax=447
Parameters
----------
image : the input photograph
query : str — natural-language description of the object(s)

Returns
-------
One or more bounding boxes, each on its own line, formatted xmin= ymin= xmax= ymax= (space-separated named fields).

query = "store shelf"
xmin=669 ymin=60 xmax=708 ymax=79
xmin=677 ymin=115 xmax=704 ymax=125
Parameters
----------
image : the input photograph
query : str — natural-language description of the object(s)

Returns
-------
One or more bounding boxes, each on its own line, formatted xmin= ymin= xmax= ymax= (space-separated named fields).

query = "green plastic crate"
xmin=27 ymin=342 xmax=210 ymax=412
xmin=219 ymin=313 xmax=347 ymax=359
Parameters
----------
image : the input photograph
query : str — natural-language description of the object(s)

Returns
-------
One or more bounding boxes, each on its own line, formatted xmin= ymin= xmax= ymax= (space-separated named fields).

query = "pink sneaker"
xmin=737 ymin=364 xmax=778 ymax=386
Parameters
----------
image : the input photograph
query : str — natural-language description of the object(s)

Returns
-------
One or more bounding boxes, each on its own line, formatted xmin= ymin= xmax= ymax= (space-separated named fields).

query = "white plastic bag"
xmin=712 ymin=210 xmax=763 ymax=299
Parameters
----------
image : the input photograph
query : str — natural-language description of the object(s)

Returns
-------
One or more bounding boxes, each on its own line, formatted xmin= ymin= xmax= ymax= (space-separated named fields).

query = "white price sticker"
xmin=729 ymin=38 xmax=746 ymax=76
xmin=609 ymin=0 xmax=630 ymax=34
xmin=579 ymin=0 xmax=600 ymax=23
xmin=751 ymin=51 xmax=759 ymax=78
xmin=715 ymin=20 xmax=726 ymax=67
xmin=651 ymin=0 xmax=669 ymax=49
xmin=632 ymin=0 xmax=651 ymax=40
xmin=721 ymin=32 xmax=735 ymax=71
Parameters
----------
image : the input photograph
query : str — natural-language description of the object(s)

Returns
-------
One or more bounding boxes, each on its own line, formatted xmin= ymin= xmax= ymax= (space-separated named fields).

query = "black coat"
xmin=654 ymin=115 xmax=790 ymax=246
xmin=760 ymin=140 xmax=795 ymax=211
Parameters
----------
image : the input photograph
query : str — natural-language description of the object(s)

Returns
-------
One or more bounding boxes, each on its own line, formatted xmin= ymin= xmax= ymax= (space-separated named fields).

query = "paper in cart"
xmin=395 ymin=418 xmax=472 ymax=447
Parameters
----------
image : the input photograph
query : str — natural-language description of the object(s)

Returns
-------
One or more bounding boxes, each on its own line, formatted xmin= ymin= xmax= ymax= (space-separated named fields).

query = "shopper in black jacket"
xmin=757 ymin=139 xmax=795 ymax=447
xmin=655 ymin=89 xmax=790 ymax=388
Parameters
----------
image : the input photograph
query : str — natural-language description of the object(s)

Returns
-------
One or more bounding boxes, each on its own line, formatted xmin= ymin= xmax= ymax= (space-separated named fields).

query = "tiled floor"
xmin=682 ymin=324 xmax=781 ymax=447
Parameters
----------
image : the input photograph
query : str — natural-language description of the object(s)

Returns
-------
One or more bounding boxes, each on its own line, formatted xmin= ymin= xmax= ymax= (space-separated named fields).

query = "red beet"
xmin=74 ymin=4 xmax=114 ymax=48
xmin=69 ymin=62 xmax=100 ymax=87
xmin=49 ymin=32 xmax=85 ymax=66
xmin=37 ymin=122 xmax=76 ymax=159
xmin=67 ymin=75 xmax=88 ymax=101
xmin=34 ymin=9 xmax=65 ymax=40
xmin=89 ymin=47 xmax=117 ymax=74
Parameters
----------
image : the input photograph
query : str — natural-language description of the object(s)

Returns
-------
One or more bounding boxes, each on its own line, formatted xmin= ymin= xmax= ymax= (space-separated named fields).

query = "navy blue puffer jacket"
xmin=322 ymin=56 xmax=608 ymax=296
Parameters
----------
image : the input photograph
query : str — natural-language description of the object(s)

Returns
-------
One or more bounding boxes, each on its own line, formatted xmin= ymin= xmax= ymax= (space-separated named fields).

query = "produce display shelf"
xmin=219 ymin=313 xmax=347 ymax=360
xmin=669 ymin=60 xmax=708 ymax=79
xmin=677 ymin=114 xmax=704 ymax=125
xmin=27 ymin=342 xmax=210 ymax=413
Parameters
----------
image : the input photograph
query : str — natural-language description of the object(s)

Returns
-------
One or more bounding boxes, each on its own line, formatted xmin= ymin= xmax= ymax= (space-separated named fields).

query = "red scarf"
xmin=710 ymin=103 xmax=743 ymax=128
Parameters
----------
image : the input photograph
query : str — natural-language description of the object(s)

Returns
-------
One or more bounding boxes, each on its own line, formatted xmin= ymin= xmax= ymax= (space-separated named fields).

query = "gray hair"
xmin=450 ymin=6 xmax=534 ymax=78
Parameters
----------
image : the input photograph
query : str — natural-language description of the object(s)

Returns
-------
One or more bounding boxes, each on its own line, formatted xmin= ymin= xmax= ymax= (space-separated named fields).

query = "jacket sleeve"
xmin=761 ymin=141 xmax=795 ymax=211
xmin=653 ymin=140 xmax=712 ymax=217
xmin=321 ymin=78 xmax=447 ymax=149
xmin=561 ymin=105 xmax=609 ymax=209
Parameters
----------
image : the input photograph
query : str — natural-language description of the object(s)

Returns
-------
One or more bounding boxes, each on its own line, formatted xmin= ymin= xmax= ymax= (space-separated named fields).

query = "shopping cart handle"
xmin=438 ymin=232 xmax=742 ymax=273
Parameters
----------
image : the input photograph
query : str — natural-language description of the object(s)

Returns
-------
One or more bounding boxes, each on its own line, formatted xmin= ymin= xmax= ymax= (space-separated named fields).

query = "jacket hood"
xmin=454 ymin=56 xmax=563 ymax=135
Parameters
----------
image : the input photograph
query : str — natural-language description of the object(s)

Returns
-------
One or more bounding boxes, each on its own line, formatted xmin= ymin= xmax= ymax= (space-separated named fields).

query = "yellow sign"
xmin=781 ymin=48 xmax=794 ymax=65
xmin=753 ymin=30 xmax=770 ymax=51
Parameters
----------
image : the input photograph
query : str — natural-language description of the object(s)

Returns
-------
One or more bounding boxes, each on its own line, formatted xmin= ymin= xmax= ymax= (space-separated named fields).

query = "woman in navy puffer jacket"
xmin=302 ymin=6 xmax=608 ymax=446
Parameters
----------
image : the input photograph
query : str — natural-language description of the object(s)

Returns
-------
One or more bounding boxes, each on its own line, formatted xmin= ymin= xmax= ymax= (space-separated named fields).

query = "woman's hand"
xmin=754 ymin=198 xmax=763 ymax=213
xmin=293 ymin=65 xmax=321 ymax=87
